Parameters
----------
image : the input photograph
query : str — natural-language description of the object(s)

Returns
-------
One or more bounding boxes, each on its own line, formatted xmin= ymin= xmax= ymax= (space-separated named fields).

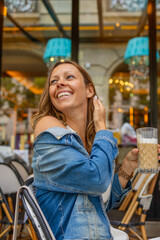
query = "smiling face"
xmin=49 ymin=63 xmax=94 ymax=116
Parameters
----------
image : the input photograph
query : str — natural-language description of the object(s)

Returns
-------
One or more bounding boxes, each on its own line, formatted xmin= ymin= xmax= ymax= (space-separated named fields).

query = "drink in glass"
xmin=136 ymin=127 xmax=158 ymax=173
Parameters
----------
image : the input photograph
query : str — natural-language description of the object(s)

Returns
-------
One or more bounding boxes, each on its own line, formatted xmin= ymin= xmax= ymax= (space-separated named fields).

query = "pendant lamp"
xmin=124 ymin=37 xmax=159 ymax=81
xmin=43 ymin=38 xmax=71 ymax=67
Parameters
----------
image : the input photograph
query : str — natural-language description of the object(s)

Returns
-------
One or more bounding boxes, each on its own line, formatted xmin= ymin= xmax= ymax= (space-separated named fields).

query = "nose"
xmin=57 ymin=77 xmax=66 ymax=87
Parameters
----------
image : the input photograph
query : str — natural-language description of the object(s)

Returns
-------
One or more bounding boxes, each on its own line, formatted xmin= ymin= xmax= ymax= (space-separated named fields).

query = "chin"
xmin=55 ymin=104 xmax=73 ymax=113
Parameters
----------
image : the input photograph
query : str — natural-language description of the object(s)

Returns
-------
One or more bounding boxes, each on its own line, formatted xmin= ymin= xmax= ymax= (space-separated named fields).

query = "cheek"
xmin=49 ymin=87 xmax=55 ymax=98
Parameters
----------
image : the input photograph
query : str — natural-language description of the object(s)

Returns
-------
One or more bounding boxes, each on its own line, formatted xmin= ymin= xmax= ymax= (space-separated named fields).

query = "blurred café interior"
xmin=1 ymin=0 xmax=160 ymax=220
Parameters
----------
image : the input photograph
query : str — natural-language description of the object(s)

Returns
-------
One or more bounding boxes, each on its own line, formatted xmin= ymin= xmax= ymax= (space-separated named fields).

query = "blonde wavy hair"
xmin=32 ymin=60 xmax=97 ymax=153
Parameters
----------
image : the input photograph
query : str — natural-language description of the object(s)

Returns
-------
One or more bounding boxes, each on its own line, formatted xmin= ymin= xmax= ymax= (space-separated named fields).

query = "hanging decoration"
xmin=43 ymin=38 xmax=71 ymax=67
xmin=124 ymin=37 xmax=159 ymax=81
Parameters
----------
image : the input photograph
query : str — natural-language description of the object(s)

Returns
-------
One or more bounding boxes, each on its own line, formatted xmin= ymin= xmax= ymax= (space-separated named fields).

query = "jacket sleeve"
xmin=105 ymin=172 xmax=132 ymax=211
xmin=32 ymin=130 xmax=119 ymax=195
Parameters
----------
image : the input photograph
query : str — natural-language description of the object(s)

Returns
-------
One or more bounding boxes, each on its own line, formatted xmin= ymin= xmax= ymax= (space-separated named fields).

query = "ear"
xmin=86 ymin=83 xmax=94 ymax=98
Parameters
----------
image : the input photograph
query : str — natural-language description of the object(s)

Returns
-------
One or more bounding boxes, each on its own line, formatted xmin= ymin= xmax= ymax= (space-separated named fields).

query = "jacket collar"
xmin=34 ymin=127 xmax=80 ymax=144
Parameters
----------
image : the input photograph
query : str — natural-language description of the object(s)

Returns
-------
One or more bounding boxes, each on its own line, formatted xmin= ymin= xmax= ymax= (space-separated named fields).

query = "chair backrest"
xmin=0 ymin=162 xmax=25 ymax=238
xmin=9 ymin=160 xmax=29 ymax=182
xmin=118 ymin=171 xmax=156 ymax=211
xmin=4 ymin=154 xmax=31 ymax=182
xmin=13 ymin=177 xmax=56 ymax=240
xmin=5 ymin=154 xmax=31 ymax=171
xmin=0 ymin=162 xmax=24 ymax=194
xmin=120 ymin=172 xmax=158 ymax=228
xmin=139 ymin=173 xmax=156 ymax=195
xmin=138 ymin=172 xmax=159 ymax=211
xmin=133 ymin=172 xmax=150 ymax=191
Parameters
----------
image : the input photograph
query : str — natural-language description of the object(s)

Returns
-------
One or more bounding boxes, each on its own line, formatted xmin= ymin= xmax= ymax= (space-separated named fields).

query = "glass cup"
xmin=136 ymin=127 xmax=158 ymax=173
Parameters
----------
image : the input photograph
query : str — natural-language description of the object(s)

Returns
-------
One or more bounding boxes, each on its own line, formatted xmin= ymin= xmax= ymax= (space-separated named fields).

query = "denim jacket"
xmin=32 ymin=127 xmax=131 ymax=240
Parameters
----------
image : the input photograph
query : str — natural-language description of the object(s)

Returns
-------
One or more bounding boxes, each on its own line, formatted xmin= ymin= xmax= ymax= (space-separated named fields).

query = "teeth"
xmin=58 ymin=92 xmax=72 ymax=98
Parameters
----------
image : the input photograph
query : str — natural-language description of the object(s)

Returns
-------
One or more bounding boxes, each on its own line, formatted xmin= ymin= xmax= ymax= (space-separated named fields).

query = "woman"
xmin=32 ymin=60 xmax=138 ymax=240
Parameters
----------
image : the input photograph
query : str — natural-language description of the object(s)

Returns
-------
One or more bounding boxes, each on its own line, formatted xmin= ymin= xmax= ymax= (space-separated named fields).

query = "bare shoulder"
xmin=34 ymin=116 xmax=66 ymax=138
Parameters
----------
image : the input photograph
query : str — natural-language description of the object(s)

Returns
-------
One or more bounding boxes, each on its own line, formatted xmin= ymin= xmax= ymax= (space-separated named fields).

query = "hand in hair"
xmin=93 ymin=96 xmax=107 ymax=132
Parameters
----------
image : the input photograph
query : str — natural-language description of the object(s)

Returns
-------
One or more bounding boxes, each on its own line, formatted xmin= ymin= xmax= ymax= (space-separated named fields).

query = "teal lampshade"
xmin=43 ymin=38 xmax=71 ymax=63
xmin=124 ymin=37 xmax=159 ymax=65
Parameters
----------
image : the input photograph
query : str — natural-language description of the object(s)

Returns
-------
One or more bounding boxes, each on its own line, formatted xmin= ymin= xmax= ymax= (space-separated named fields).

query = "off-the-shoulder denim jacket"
xmin=32 ymin=127 xmax=131 ymax=240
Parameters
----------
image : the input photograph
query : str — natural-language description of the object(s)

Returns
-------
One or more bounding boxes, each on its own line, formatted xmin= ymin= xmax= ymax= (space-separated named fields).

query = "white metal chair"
xmin=5 ymin=154 xmax=31 ymax=180
xmin=13 ymin=177 xmax=56 ymax=240
xmin=0 ymin=162 xmax=31 ymax=239
xmin=9 ymin=159 xmax=30 ymax=183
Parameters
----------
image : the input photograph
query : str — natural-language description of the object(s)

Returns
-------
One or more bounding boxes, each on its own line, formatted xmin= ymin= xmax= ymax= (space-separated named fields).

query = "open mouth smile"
xmin=57 ymin=91 xmax=72 ymax=99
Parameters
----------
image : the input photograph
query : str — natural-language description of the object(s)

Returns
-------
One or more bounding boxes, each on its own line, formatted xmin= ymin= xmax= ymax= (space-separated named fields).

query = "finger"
xmin=93 ymin=97 xmax=100 ymax=109
xmin=97 ymin=99 xmax=105 ymax=108
xmin=93 ymin=96 xmax=103 ymax=109
xmin=126 ymin=148 xmax=139 ymax=161
xmin=95 ymin=100 xmax=106 ymax=114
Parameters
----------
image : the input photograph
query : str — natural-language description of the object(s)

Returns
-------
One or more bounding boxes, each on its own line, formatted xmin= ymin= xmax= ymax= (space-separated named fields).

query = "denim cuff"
xmin=112 ymin=172 xmax=132 ymax=197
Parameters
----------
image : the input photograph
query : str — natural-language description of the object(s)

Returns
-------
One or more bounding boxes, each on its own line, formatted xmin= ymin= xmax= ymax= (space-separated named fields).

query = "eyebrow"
xmin=51 ymin=71 xmax=75 ymax=79
xmin=50 ymin=75 xmax=59 ymax=80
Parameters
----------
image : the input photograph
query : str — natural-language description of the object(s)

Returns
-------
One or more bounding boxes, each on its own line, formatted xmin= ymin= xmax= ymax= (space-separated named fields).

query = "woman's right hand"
xmin=93 ymin=96 xmax=107 ymax=132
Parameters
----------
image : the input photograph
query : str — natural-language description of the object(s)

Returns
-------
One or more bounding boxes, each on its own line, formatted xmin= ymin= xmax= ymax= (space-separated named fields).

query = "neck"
xmin=66 ymin=114 xmax=87 ymax=148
